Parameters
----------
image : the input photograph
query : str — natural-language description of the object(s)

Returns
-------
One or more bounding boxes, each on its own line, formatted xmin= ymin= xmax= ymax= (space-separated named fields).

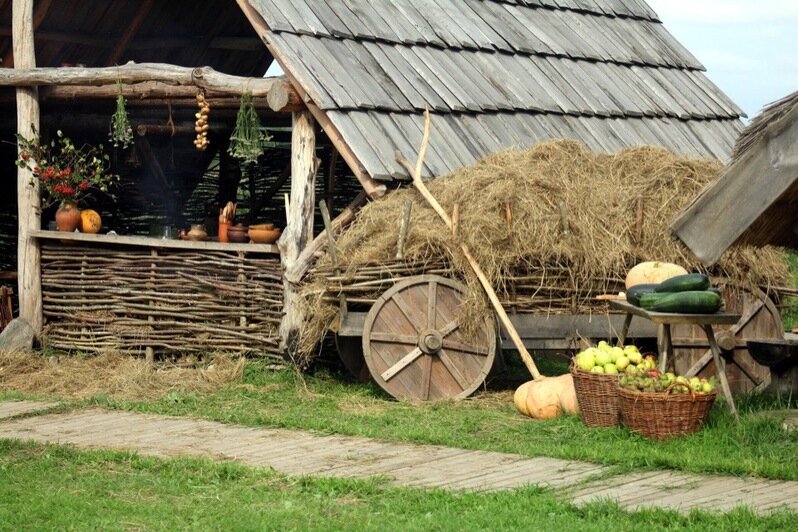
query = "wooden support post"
xmin=278 ymin=111 xmax=317 ymax=356
xmin=13 ymin=0 xmax=43 ymax=335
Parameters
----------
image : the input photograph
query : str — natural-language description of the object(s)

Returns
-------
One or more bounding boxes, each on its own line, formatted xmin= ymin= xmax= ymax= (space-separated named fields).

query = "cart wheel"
xmin=362 ymin=275 xmax=496 ymax=401
xmin=335 ymin=334 xmax=371 ymax=382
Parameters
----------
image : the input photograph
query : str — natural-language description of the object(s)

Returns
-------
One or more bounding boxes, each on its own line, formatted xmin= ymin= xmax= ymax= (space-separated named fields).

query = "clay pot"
xmin=55 ymin=200 xmax=81 ymax=232
xmin=248 ymin=224 xmax=281 ymax=244
xmin=185 ymin=224 xmax=208 ymax=241
xmin=226 ymin=223 xmax=249 ymax=243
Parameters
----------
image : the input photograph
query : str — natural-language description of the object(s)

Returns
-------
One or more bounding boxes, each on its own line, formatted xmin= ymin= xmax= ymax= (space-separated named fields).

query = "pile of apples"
xmin=621 ymin=369 xmax=717 ymax=395
xmin=573 ymin=341 xmax=654 ymax=375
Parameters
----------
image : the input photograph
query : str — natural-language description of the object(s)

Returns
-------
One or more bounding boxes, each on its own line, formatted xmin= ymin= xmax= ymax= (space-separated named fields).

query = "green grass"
xmin=9 ymin=353 xmax=795 ymax=482
xmin=781 ymin=251 xmax=798 ymax=330
xmin=1 ymin=439 xmax=795 ymax=531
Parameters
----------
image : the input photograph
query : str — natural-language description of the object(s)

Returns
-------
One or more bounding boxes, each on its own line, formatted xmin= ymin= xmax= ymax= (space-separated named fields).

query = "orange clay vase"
xmin=55 ymin=200 xmax=81 ymax=232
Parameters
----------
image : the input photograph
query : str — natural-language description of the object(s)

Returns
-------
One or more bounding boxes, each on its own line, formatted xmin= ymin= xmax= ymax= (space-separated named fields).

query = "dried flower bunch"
xmin=109 ymin=80 xmax=134 ymax=149
xmin=228 ymin=92 xmax=272 ymax=165
xmin=16 ymin=128 xmax=119 ymax=206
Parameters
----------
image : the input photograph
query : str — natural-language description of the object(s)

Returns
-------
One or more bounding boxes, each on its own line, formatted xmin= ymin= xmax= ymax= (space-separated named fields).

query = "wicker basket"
xmin=618 ymin=387 xmax=717 ymax=440
xmin=570 ymin=365 xmax=621 ymax=427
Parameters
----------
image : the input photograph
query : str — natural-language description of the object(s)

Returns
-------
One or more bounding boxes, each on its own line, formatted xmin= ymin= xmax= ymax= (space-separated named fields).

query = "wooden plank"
xmin=31 ymin=230 xmax=278 ymax=254
xmin=608 ymin=300 xmax=741 ymax=326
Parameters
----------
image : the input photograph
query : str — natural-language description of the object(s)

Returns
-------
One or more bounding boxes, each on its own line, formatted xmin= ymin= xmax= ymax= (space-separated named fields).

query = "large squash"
xmin=625 ymin=261 xmax=687 ymax=289
xmin=514 ymin=375 xmax=579 ymax=420
xmin=79 ymin=209 xmax=102 ymax=234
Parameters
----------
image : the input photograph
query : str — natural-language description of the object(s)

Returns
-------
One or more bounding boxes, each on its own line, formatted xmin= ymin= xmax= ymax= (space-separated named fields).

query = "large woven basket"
xmin=618 ymin=387 xmax=717 ymax=440
xmin=570 ymin=365 xmax=621 ymax=427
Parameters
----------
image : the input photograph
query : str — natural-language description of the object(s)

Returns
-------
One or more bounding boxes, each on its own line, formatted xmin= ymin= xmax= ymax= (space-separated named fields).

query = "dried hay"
xmin=0 ymin=349 xmax=245 ymax=400
xmin=296 ymin=140 xmax=789 ymax=365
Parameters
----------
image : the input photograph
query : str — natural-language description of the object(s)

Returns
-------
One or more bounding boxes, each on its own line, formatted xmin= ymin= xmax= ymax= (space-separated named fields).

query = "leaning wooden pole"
xmin=13 ymin=0 xmax=42 ymax=335
xmin=395 ymin=109 xmax=542 ymax=381
xmin=278 ymin=111 xmax=317 ymax=357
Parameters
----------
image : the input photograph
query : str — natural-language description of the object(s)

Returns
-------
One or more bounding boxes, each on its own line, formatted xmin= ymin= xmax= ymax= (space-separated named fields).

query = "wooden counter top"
xmin=32 ymin=230 xmax=279 ymax=255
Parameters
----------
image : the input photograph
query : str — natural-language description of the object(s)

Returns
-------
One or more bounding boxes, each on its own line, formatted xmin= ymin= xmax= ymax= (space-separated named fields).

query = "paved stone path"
xmin=1 ymin=401 xmax=797 ymax=515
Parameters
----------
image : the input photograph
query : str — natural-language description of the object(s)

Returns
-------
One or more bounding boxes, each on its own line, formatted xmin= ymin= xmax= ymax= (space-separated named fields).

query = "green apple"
xmin=610 ymin=346 xmax=624 ymax=363
xmin=623 ymin=345 xmax=639 ymax=356
xmin=627 ymin=351 xmax=643 ymax=365
xmin=594 ymin=350 xmax=612 ymax=367
xmin=590 ymin=366 xmax=605 ymax=374
xmin=689 ymin=377 xmax=702 ymax=391
xmin=604 ymin=363 xmax=619 ymax=375
xmin=615 ymin=355 xmax=630 ymax=371
xmin=701 ymin=380 xmax=714 ymax=393
xmin=576 ymin=351 xmax=596 ymax=371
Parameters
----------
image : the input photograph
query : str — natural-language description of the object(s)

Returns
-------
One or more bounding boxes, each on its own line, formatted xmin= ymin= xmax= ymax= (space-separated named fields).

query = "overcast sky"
xmin=647 ymin=0 xmax=798 ymax=119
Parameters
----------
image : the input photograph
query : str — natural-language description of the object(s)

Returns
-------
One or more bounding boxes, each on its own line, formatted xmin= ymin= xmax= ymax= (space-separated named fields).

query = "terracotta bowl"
xmin=226 ymin=224 xmax=249 ymax=243
xmin=249 ymin=225 xmax=281 ymax=244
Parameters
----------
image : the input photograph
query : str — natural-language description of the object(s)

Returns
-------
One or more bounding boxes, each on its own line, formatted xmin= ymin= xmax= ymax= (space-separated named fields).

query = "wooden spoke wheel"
xmin=362 ymin=275 xmax=496 ymax=401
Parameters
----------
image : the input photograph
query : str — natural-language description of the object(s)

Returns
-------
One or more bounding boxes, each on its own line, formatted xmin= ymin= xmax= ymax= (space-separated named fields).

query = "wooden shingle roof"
xmin=244 ymin=0 xmax=745 ymax=181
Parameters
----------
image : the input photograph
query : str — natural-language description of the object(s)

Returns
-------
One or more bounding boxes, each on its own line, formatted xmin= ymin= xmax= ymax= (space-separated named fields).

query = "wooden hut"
xmin=673 ymin=90 xmax=798 ymax=264
xmin=1 ymin=1 xmax=750 ymax=365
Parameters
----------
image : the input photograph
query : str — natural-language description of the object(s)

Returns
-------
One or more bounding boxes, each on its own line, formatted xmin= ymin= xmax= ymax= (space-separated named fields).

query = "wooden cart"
xmin=330 ymin=272 xmax=782 ymax=402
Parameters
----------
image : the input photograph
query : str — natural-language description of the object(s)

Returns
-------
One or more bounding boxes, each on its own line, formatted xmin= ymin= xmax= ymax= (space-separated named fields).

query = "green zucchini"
xmin=655 ymin=273 xmax=710 ymax=293
xmin=649 ymin=291 xmax=722 ymax=314
xmin=626 ymin=284 xmax=659 ymax=306
xmin=639 ymin=292 xmax=671 ymax=310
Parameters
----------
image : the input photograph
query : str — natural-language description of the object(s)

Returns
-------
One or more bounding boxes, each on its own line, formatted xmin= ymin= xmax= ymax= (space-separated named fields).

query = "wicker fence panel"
xmin=41 ymin=242 xmax=284 ymax=361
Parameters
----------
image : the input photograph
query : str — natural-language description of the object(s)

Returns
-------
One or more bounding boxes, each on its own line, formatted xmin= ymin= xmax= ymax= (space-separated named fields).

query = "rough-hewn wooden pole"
xmin=278 ymin=111 xmax=316 ymax=357
xmin=13 ymin=0 xmax=42 ymax=335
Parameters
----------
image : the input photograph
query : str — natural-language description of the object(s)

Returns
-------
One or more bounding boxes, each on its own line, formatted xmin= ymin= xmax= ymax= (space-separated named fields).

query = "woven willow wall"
xmin=41 ymin=241 xmax=284 ymax=360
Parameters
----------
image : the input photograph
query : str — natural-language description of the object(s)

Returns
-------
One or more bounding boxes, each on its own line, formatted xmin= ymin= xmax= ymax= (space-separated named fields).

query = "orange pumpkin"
xmin=79 ymin=209 xmax=102 ymax=234
xmin=625 ymin=261 xmax=688 ymax=289
xmin=514 ymin=375 xmax=579 ymax=420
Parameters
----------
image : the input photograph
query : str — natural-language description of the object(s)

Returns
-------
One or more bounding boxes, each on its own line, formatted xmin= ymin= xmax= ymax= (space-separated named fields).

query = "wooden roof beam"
xmin=0 ymin=62 xmax=302 ymax=112
xmin=104 ymin=0 xmax=153 ymax=66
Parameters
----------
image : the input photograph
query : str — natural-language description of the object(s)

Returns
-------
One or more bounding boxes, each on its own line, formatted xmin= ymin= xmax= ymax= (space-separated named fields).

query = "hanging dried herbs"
xmin=109 ymin=80 xmax=133 ymax=149
xmin=228 ymin=93 xmax=272 ymax=165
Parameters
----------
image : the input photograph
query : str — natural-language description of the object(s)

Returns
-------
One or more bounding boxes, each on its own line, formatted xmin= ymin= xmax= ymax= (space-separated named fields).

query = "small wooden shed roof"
xmin=241 ymin=0 xmax=745 ymax=182
xmin=672 ymin=90 xmax=798 ymax=265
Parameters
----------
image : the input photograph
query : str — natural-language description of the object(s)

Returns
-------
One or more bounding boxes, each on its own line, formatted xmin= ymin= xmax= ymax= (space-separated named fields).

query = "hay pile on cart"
xmin=297 ymin=140 xmax=788 ymax=401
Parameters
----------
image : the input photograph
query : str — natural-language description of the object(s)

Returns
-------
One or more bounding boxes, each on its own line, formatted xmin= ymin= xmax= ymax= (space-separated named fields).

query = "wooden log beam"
xmin=278 ymin=110 xmax=317 ymax=357
xmin=0 ymin=63 xmax=302 ymax=112
xmin=39 ymin=76 xmax=305 ymax=113
xmin=13 ymin=0 xmax=43 ymax=335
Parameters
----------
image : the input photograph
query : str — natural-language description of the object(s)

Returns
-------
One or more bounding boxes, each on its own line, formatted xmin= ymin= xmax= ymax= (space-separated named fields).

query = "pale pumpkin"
xmin=79 ymin=209 xmax=102 ymax=234
xmin=625 ymin=261 xmax=688 ymax=289
xmin=525 ymin=379 xmax=561 ymax=420
xmin=514 ymin=375 xmax=578 ymax=420
xmin=513 ymin=381 xmax=532 ymax=416
xmin=557 ymin=374 xmax=580 ymax=415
